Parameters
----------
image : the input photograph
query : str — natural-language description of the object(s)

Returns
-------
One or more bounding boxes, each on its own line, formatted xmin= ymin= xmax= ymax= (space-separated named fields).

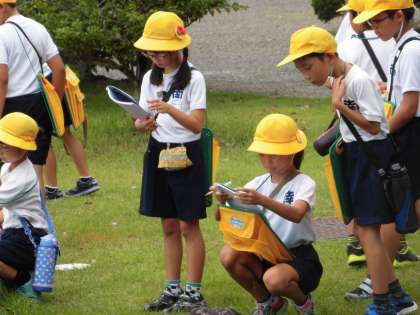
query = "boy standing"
xmin=278 ymin=26 xmax=417 ymax=315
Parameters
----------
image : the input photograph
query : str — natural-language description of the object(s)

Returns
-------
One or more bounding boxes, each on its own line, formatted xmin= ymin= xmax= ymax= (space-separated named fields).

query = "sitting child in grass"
xmin=213 ymin=114 xmax=323 ymax=315
xmin=0 ymin=113 xmax=48 ymax=291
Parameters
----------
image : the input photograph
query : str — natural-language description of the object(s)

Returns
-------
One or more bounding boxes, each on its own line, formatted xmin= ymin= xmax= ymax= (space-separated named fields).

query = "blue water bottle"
xmin=32 ymin=234 xmax=58 ymax=292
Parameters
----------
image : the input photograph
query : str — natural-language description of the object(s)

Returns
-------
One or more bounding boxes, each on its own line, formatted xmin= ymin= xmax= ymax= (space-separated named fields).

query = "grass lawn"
xmin=2 ymin=83 xmax=419 ymax=315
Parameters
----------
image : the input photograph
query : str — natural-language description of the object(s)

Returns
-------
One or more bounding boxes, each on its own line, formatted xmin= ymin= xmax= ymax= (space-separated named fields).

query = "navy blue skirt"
xmin=139 ymin=136 xmax=207 ymax=221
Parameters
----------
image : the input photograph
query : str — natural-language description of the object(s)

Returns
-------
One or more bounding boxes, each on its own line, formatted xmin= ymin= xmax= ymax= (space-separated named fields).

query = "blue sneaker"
xmin=364 ymin=303 xmax=397 ymax=315
xmin=389 ymin=293 xmax=418 ymax=315
xmin=16 ymin=280 xmax=41 ymax=301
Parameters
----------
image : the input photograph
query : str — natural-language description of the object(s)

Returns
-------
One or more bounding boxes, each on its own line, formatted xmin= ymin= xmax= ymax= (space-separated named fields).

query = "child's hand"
xmin=332 ymin=75 xmax=346 ymax=113
xmin=209 ymin=185 xmax=231 ymax=203
xmin=235 ymin=188 xmax=261 ymax=205
xmin=148 ymin=99 xmax=172 ymax=114
xmin=134 ymin=117 xmax=157 ymax=132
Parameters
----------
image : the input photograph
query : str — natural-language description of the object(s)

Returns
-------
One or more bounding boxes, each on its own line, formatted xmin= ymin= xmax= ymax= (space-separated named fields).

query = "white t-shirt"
xmin=387 ymin=29 xmax=420 ymax=117
xmin=335 ymin=13 xmax=355 ymax=44
xmin=245 ymin=173 xmax=316 ymax=249
xmin=0 ymin=158 xmax=48 ymax=231
xmin=339 ymin=65 xmax=389 ymax=142
xmin=139 ymin=65 xmax=207 ymax=143
xmin=338 ymin=30 xmax=395 ymax=82
xmin=0 ymin=15 xmax=59 ymax=98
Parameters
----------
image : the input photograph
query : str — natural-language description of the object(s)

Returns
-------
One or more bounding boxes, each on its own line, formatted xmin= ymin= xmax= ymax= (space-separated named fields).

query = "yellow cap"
xmin=277 ymin=26 xmax=337 ymax=67
xmin=337 ymin=0 xmax=365 ymax=13
xmin=248 ymin=114 xmax=307 ymax=155
xmin=0 ymin=0 xmax=17 ymax=3
xmin=134 ymin=11 xmax=191 ymax=52
xmin=0 ymin=113 xmax=38 ymax=151
xmin=353 ymin=0 xmax=414 ymax=24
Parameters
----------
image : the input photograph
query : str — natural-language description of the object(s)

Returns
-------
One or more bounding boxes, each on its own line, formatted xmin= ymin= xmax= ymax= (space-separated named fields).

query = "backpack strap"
xmin=359 ymin=35 xmax=387 ymax=82
xmin=388 ymin=36 xmax=420 ymax=101
xmin=6 ymin=21 xmax=43 ymax=73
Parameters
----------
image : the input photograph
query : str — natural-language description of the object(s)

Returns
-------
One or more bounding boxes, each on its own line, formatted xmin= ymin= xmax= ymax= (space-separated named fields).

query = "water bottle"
xmin=32 ymin=234 xmax=58 ymax=292
xmin=386 ymin=163 xmax=418 ymax=234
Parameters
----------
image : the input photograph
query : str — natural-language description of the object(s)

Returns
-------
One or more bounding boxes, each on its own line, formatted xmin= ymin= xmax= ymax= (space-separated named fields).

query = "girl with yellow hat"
xmin=213 ymin=114 xmax=323 ymax=315
xmin=0 ymin=113 xmax=48 ymax=295
xmin=133 ymin=11 xmax=207 ymax=312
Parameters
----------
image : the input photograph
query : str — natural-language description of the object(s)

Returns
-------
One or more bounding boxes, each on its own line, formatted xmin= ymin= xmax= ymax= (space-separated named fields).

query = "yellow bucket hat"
xmin=277 ymin=26 xmax=337 ymax=67
xmin=248 ymin=114 xmax=307 ymax=155
xmin=0 ymin=0 xmax=17 ymax=3
xmin=0 ymin=112 xmax=38 ymax=151
xmin=353 ymin=0 xmax=414 ymax=24
xmin=337 ymin=0 xmax=365 ymax=13
xmin=134 ymin=11 xmax=191 ymax=52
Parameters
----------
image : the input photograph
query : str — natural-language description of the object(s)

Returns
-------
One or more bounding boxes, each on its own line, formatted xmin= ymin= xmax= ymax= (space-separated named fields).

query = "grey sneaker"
xmin=253 ymin=296 xmax=288 ymax=315
xmin=164 ymin=291 xmax=206 ymax=313
xmin=344 ymin=277 xmax=373 ymax=301
xmin=66 ymin=177 xmax=100 ymax=197
xmin=144 ymin=291 xmax=180 ymax=312
xmin=45 ymin=186 xmax=64 ymax=200
xmin=294 ymin=295 xmax=314 ymax=315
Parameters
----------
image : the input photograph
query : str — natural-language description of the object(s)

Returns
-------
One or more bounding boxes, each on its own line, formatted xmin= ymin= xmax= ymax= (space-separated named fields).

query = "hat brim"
xmin=134 ymin=35 xmax=191 ymax=52
xmin=0 ymin=129 xmax=36 ymax=151
xmin=247 ymin=130 xmax=307 ymax=155
xmin=277 ymin=51 xmax=313 ymax=67
xmin=336 ymin=4 xmax=351 ymax=12
xmin=353 ymin=9 xmax=385 ymax=24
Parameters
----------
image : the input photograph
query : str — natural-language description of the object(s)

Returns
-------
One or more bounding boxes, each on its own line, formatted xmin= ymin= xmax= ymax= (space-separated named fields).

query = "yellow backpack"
xmin=218 ymin=205 xmax=293 ymax=264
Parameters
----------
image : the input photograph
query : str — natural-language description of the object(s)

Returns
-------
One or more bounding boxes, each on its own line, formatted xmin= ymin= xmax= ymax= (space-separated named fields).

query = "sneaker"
xmin=16 ymin=280 xmax=41 ymax=300
xmin=164 ymin=291 xmax=206 ymax=313
xmin=364 ymin=303 xmax=397 ymax=315
xmin=144 ymin=291 xmax=180 ymax=312
xmin=253 ymin=296 xmax=288 ymax=315
xmin=294 ymin=295 xmax=314 ymax=315
xmin=347 ymin=236 xmax=366 ymax=266
xmin=389 ymin=293 xmax=418 ymax=315
xmin=344 ymin=277 xmax=373 ymax=300
xmin=66 ymin=177 xmax=100 ymax=197
xmin=45 ymin=186 xmax=64 ymax=200
xmin=393 ymin=242 xmax=420 ymax=268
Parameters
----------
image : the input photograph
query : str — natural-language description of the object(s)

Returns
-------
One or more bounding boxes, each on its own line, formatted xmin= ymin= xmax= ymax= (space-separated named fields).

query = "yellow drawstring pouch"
xmin=218 ymin=205 xmax=293 ymax=264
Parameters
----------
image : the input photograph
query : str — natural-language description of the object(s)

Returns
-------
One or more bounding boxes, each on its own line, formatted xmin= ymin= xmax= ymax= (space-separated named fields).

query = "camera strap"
xmin=360 ymin=35 xmax=387 ymax=83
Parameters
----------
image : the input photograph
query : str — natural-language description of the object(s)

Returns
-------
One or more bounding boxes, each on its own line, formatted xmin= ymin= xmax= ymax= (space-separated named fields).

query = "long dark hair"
xmin=150 ymin=47 xmax=191 ymax=90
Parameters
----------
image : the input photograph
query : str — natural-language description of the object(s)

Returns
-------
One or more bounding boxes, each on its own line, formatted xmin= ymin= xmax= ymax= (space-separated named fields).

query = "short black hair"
xmin=386 ymin=7 xmax=415 ymax=21
xmin=304 ymin=52 xmax=338 ymax=60
xmin=293 ymin=150 xmax=305 ymax=170
xmin=5 ymin=3 xmax=16 ymax=9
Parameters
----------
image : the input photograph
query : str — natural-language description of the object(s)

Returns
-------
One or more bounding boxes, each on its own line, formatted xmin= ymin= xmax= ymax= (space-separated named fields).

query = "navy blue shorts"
xmin=4 ymin=93 xmax=52 ymax=165
xmin=0 ymin=228 xmax=46 ymax=272
xmin=139 ymin=136 xmax=207 ymax=221
xmin=392 ymin=118 xmax=420 ymax=200
xmin=262 ymin=244 xmax=323 ymax=295
xmin=343 ymin=139 xmax=394 ymax=226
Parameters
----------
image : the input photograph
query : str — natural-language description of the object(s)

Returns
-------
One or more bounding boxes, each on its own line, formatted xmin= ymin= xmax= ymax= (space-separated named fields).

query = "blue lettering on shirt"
xmin=171 ymin=90 xmax=184 ymax=106
xmin=284 ymin=191 xmax=295 ymax=205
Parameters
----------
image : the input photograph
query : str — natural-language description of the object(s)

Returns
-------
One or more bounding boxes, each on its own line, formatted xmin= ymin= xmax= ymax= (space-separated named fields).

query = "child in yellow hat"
xmin=278 ymin=26 xmax=417 ymax=315
xmin=133 ymin=11 xmax=208 ymax=313
xmin=0 ymin=113 xmax=48 ymax=292
xmin=213 ymin=114 xmax=322 ymax=315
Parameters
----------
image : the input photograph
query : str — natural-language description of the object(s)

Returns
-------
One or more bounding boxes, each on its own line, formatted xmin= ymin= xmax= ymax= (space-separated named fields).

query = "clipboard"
xmin=106 ymin=85 xmax=150 ymax=119
xmin=218 ymin=204 xmax=293 ymax=264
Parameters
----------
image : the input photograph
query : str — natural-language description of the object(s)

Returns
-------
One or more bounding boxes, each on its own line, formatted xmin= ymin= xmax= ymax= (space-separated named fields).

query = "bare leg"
xmin=61 ymin=127 xmax=89 ymax=177
xmin=0 ymin=261 xmax=17 ymax=281
xmin=380 ymin=223 xmax=401 ymax=262
xmin=161 ymin=219 xmax=182 ymax=280
xmin=220 ymin=244 xmax=269 ymax=302
xmin=263 ymin=264 xmax=307 ymax=305
xmin=33 ymin=164 xmax=45 ymax=196
xmin=180 ymin=220 xmax=205 ymax=283
xmin=356 ymin=224 xmax=395 ymax=294
xmin=45 ymin=146 xmax=58 ymax=187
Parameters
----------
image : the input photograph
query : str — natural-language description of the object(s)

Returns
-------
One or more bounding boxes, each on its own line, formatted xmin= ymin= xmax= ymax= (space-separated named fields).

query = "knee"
xmin=162 ymin=220 xmax=180 ymax=238
xmin=179 ymin=221 xmax=199 ymax=239
xmin=263 ymin=270 xmax=290 ymax=294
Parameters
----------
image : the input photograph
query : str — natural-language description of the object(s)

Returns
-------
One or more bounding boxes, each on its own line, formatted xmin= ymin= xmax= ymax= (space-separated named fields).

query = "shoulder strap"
xmin=388 ymin=36 xmax=420 ymax=101
xmin=6 ymin=21 xmax=43 ymax=73
xmin=360 ymin=37 xmax=387 ymax=82
xmin=340 ymin=115 xmax=386 ymax=176
xmin=161 ymin=66 xmax=197 ymax=102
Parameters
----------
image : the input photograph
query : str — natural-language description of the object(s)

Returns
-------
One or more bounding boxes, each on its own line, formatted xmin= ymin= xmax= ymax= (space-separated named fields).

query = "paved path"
xmin=313 ymin=217 xmax=349 ymax=240
xmin=188 ymin=0 xmax=341 ymax=96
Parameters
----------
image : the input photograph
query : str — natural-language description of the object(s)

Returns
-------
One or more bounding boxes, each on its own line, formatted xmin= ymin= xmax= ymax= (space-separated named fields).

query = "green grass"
xmin=2 ymin=84 xmax=419 ymax=315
